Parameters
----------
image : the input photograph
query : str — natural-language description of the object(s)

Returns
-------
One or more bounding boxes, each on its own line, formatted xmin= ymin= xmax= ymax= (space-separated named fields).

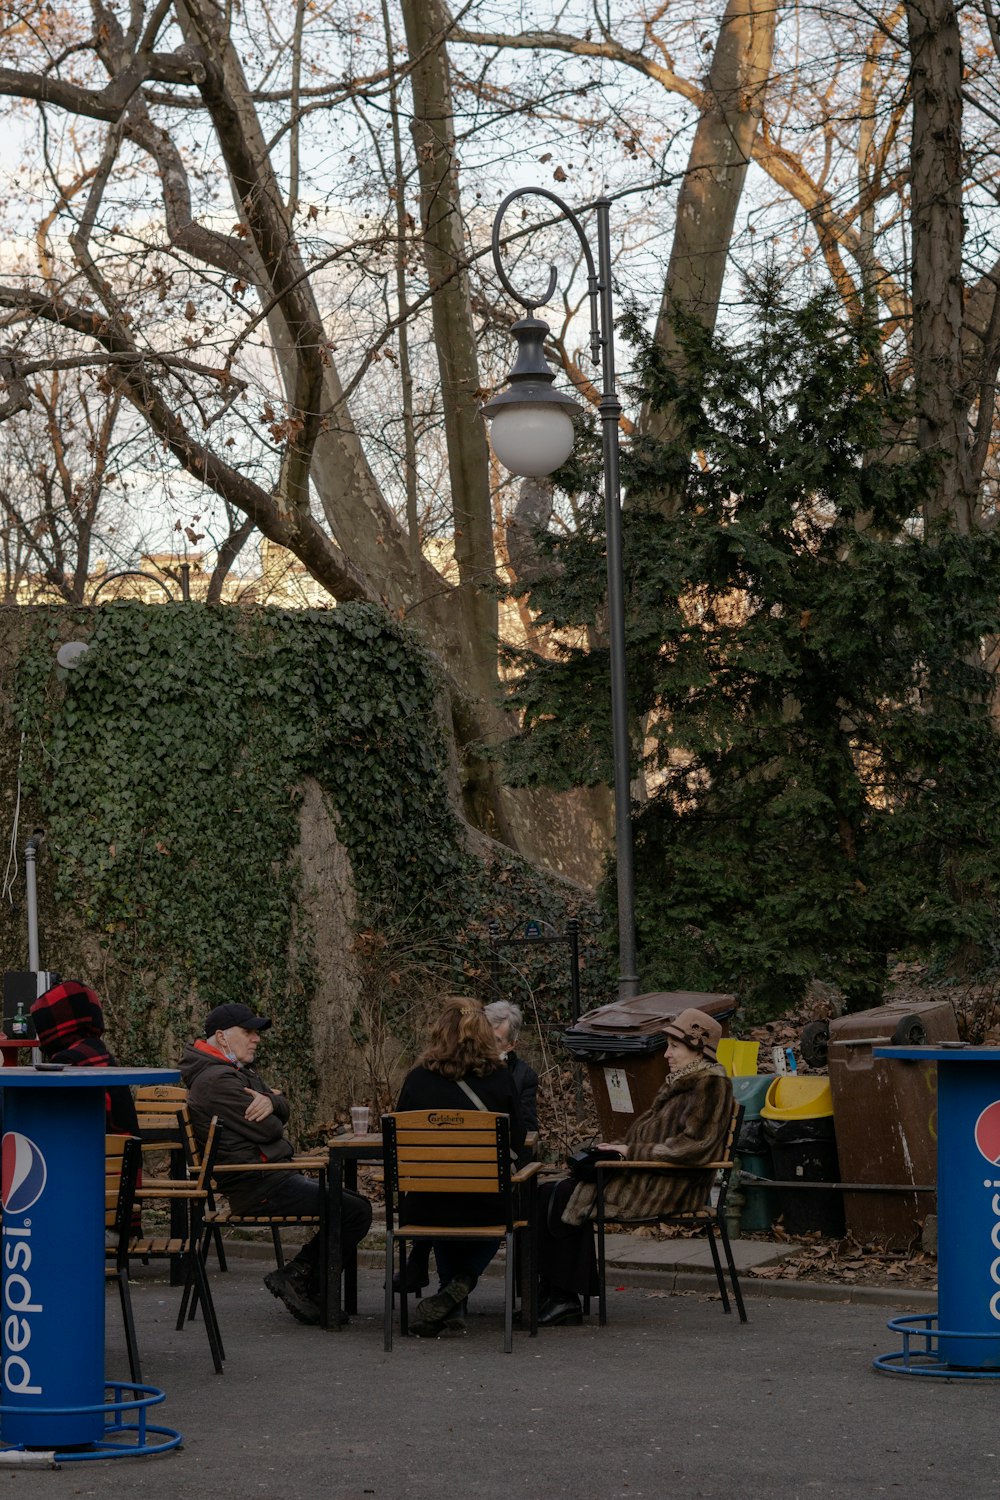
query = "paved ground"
xmin=1 ymin=1254 xmax=993 ymax=1498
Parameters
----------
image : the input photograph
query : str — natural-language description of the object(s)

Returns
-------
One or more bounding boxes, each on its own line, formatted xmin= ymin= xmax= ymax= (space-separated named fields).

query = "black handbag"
xmin=566 ymin=1145 xmax=625 ymax=1183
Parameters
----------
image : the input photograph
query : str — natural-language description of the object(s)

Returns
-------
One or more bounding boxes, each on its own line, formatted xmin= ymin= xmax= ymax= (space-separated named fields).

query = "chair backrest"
xmin=382 ymin=1110 xmax=514 ymax=1226
xmin=721 ymin=1100 xmax=744 ymax=1165
xmin=106 ymin=1135 xmax=141 ymax=1246
xmin=135 ymin=1084 xmax=206 ymax=1174
xmin=712 ymin=1101 xmax=745 ymax=1217
xmin=191 ymin=1116 xmax=219 ymax=1192
xmin=135 ymin=1084 xmax=188 ymax=1151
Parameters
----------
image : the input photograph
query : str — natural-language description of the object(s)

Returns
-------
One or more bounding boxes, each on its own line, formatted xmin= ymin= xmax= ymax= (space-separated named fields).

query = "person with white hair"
xmin=484 ymin=999 xmax=539 ymax=1132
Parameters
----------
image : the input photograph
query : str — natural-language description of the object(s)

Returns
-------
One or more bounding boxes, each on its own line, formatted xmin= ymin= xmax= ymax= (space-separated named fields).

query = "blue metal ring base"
xmin=873 ymin=1312 xmax=1000 ymax=1380
xmin=0 ymin=1380 xmax=182 ymax=1461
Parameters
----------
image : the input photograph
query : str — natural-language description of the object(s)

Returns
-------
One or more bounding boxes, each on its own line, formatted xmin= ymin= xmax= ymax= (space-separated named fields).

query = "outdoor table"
xmin=873 ymin=1044 xmax=1000 ymax=1377
xmin=324 ymin=1133 xmax=384 ymax=1330
xmin=0 ymin=1066 xmax=180 ymax=1455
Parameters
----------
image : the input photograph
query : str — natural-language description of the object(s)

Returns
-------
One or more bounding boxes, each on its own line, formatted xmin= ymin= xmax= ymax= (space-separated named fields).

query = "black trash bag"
xmin=736 ymin=1117 xmax=768 ymax=1155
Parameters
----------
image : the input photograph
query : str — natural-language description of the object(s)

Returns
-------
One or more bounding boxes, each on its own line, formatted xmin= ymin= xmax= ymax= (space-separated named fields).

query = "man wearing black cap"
xmin=180 ymin=1002 xmax=372 ymax=1325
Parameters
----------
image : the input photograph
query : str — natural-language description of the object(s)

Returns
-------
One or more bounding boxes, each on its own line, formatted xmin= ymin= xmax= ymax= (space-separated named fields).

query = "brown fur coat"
xmin=562 ymin=1059 xmax=733 ymax=1226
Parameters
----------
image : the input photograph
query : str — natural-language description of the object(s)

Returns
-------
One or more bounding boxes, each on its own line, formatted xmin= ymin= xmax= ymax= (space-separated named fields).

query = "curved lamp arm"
xmin=490 ymin=187 xmax=603 ymax=369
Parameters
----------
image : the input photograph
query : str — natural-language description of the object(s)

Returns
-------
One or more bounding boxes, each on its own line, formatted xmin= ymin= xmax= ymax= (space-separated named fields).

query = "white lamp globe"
xmin=488 ymin=401 xmax=576 ymax=478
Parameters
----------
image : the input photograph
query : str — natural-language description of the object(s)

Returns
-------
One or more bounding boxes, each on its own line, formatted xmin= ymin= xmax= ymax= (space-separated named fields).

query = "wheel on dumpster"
xmin=891 ymin=1015 xmax=928 ymax=1046
xmin=800 ymin=1021 xmax=830 ymax=1067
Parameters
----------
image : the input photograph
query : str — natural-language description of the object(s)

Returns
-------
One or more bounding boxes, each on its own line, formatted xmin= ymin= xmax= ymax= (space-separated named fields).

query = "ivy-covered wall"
xmin=0 ymin=604 xmax=609 ymax=1133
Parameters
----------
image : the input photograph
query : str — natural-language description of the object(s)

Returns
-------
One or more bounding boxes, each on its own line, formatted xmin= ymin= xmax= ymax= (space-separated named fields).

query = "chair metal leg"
xmin=271 ymin=1225 xmax=284 ymax=1268
xmin=213 ymin=1224 xmax=228 ymax=1272
xmin=597 ymin=1208 xmax=608 ymax=1326
xmin=515 ymin=1211 xmax=539 ymax=1337
xmin=191 ymin=1250 xmax=225 ymax=1372
xmin=504 ymin=1231 xmax=515 ymax=1353
xmin=525 ymin=1182 xmax=539 ymax=1336
xmin=177 ymin=1255 xmax=197 ymax=1330
xmin=717 ymin=1217 xmax=748 ymax=1323
xmin=705 ymin=1223 xmax=731 ymax=1313
xmin=115 ymin=1271 xmax=142 ymax=1384
xmin=398 ymin=1239 xmax=410 ymax=1339
xmin=184 ymin=1227 xmax=212 ymax=1323
xmin=383 ymin=1236 xmax=395 ymax=1356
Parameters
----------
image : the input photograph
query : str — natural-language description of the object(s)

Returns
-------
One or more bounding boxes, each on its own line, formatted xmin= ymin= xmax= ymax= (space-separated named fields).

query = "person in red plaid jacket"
xmin=30 ymin=979 xmax=140 ymax=1137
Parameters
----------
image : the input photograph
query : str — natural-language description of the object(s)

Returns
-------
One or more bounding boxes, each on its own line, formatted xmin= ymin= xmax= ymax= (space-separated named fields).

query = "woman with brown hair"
xmin=394 ymin=996 xmax=526 ymax=1338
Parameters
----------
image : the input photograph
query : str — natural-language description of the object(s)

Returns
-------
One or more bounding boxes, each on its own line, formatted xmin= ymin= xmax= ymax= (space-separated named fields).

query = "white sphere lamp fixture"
xmin=481 ymin=313 xmax=580 ymax=478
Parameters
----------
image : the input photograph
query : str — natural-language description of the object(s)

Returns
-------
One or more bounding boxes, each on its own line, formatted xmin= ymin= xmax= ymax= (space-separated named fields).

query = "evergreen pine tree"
xmin=503 ymin=278 xmax=1000 ymax=1017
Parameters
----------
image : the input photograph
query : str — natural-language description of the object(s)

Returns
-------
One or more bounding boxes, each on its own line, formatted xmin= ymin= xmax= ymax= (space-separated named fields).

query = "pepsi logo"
xmin=1 ymin=1133 xmax=47 ymax=1214
xmin=974 ymin=1101 xmax=1000 ymax=1166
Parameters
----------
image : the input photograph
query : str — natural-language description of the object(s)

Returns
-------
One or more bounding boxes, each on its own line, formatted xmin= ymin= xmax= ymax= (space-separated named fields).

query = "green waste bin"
xmin=732 ymin=1075 xmax=778 ymax=1233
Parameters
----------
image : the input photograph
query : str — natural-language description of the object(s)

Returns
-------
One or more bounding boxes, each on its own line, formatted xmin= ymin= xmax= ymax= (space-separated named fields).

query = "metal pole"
xmin=595 ymin=200 xmax=638 ymax=999
xmin=567 ymin=918 xmax=581 ymax=1022
xmin=24 ymin=831 xmax=42 ymax=971
xmin=487 ymin=188 xmax=640 ymax=1001
xmin=488 ymin=919 xmax=502 ymax=1000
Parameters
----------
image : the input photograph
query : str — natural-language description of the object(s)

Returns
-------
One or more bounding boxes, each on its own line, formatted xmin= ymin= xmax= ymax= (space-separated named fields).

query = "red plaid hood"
xmin=30 ymin=981 xmax=113 ymax=1066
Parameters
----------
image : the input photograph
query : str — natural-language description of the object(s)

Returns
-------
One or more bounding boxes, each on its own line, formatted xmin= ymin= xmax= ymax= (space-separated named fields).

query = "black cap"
xmin=204 ymin=1003 xmax=271 ymax=1036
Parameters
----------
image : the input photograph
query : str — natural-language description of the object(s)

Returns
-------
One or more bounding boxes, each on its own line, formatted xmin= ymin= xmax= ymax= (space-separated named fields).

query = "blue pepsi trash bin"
xmin=874 ymin=1045 xmax=1000 ymax=1374
xmin=0 ymin=1067 xmax=178 ymax=1450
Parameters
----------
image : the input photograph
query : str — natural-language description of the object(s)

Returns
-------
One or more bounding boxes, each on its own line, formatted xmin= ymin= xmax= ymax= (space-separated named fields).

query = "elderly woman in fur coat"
xmin=537 ymin=1007 xmax=733 ymax=1327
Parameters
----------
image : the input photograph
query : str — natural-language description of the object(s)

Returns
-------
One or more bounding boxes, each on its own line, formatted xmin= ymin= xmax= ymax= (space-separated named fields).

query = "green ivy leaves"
xmin=14 ymin=602 xmax=608 ymax=1110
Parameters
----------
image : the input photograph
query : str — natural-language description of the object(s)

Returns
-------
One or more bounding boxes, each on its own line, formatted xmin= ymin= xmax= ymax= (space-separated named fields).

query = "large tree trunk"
xmin=399 ymin=0 xmax=517 ymax=840
xmin=641 ymin=0 xmax=777 ymax=470
xmin=176 ymin=0 xmax=519 ymax=837
xmin=905 ymin=0 xmax=976 ymax=532
xmin=399 ymin=0 xmax=498 ymax=700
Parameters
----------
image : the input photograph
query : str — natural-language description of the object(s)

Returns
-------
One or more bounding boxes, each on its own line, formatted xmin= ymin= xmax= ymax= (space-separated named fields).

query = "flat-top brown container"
xmin=826 ymin=998 xmax=958 ymax=1247
xmin=563 ymin=991 xmax=737 ymax=1139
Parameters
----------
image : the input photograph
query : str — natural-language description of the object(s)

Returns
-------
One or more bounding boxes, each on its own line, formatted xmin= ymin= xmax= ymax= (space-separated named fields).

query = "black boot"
xmin=538 ymin=1291 xmax=583 ymax=1327
xmin=264 ymin=1261 xmax=321 ymax=1326
xmin=410 ymin=1276 xmax=474 ymax=1337
xmin=392 ymin=1243 xmax=431 ymax=1294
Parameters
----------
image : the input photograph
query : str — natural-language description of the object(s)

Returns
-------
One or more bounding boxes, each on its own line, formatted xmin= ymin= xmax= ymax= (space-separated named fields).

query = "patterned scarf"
xmin=30 ymin=981 xmax=115 ymax=1067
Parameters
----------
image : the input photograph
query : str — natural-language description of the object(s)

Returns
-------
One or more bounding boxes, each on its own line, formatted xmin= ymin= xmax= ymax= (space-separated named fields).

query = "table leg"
xmin=344 ymin=1160 xmax=359 ymax=1315
xmin=325 ymin=1154 xmax=344 ymax=1331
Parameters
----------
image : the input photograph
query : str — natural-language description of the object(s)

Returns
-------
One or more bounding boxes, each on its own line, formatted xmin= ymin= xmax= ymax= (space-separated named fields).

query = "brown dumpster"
xmin=825 ymin=998 xmax=958 ymax=1247
xmin=562 ymin=991 xmax=737 ymax=1139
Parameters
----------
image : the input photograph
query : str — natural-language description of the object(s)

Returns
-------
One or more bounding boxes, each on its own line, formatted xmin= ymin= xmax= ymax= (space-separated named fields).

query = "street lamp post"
xmin=482 ymin=187 xmax=639 ymax=1001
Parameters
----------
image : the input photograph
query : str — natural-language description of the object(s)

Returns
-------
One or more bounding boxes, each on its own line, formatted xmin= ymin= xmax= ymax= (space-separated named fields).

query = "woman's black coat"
xmin=394 ymin=1064 xmax=526 ymax=1226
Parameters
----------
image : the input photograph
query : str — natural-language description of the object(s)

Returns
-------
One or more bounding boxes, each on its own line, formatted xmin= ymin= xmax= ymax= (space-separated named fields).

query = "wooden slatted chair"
xmin=134 ymin=1085 xmax=229 ymax=1270
xmin=136 ymin=1091 xmax=325 ymax=1298
xmin=592 ymin=1100 xmax=748 ymax=1325
xmin=105 ymin=1135 xmax=143 ymax=1384
xmin=132 ymin=1116 xmax=227 ymax=1373
xmin=381 ymin=1110 xmax=542 ymax=1353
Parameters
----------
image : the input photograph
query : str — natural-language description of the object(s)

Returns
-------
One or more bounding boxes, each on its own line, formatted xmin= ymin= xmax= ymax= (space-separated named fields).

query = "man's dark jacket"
xmin=180 ymin=1040 xmax=294 ymax=1210
xmin=506 ymin=1051 xmax=539 ymax=1133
